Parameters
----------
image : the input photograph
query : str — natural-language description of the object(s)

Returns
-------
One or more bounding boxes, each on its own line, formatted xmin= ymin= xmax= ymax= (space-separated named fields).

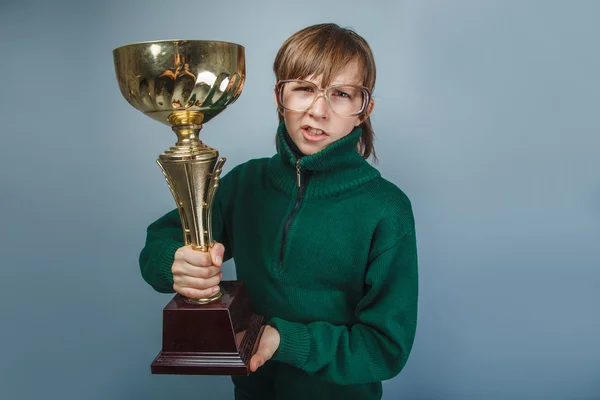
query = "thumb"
xmin=250 ymin=348 xmax=270 ymax=372
xmin=210 ymin=242 xmax=225 ymax=266
xmin=250 ymin=353 xmax=263 ymax=372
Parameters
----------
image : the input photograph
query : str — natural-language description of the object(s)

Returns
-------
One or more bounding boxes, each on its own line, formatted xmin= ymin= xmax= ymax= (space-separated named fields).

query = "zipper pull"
xmin=296 ymin=159 xmax=302 ymax=187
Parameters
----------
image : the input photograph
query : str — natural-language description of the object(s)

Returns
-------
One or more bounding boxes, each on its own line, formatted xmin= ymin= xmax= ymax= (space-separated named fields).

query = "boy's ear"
xmin=355 ymin=99 xmax=375 ymax=126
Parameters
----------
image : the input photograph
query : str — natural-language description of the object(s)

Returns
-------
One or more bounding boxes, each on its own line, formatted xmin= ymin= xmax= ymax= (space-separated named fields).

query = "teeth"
xmin=306 ymin=127 xmax=324 ymax=135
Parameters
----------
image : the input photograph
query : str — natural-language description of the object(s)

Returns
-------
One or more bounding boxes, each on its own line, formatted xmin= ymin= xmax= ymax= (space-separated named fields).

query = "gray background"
xmin=0 ymin=0 xmax=598 ymax=399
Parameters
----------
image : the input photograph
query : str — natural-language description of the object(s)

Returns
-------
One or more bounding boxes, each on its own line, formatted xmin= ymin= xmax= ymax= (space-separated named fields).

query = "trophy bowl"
xmin=113 ymin=39 xmax=245 ymax=127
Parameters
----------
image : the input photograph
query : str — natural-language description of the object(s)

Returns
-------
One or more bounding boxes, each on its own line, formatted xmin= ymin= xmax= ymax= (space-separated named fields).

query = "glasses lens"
xmin=326 ymin=85 xmax=366 ymax=116
xmin=280 ymin=81 xmax=317 ymax=112
xmin=279 ymin=81 xmax=367 ymax=116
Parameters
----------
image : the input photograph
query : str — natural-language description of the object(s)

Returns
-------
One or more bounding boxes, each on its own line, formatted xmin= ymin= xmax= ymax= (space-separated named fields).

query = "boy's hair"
xmin=273 ymin=23 xmax=377 ymax=161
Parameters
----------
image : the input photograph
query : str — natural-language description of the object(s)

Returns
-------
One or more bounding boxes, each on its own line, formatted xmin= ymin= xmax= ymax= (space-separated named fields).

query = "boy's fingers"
xmin=181 ymin=264 xmax=221 ymax=279
xmin=181 ymin=246 xmax=213 ymax=267
xmin=179 ymin=273 xmax=221 ymax=290
xmin=175 ymin=285 xmax=221 ymax=300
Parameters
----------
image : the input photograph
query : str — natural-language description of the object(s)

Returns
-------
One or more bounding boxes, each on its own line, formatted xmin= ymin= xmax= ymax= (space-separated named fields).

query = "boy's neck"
xmin=283 ymin=128 xmax=306 ymax=159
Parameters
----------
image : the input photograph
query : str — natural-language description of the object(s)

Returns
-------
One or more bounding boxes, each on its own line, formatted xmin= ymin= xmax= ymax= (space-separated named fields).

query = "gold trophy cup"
xmin=113 ymin=40 xmax=264 ymax=375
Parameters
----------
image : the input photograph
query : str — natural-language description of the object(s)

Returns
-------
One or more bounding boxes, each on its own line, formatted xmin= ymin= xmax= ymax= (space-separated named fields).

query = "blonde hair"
xmin=273 ymin=23 xmax=377 ymax=161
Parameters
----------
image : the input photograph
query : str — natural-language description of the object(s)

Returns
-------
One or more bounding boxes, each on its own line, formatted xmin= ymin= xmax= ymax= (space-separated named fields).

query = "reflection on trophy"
xmin=113 ymin=40 xmax=264 ymax=375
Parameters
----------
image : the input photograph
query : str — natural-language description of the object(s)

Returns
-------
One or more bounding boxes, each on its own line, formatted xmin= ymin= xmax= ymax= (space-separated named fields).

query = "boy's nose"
xmin=308 ymin=95 xmax=328 ymax=118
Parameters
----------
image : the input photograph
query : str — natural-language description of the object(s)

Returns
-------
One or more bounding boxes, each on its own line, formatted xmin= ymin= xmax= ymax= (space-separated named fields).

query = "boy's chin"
xmin=299 ymin=143 xmax=327 ymax=156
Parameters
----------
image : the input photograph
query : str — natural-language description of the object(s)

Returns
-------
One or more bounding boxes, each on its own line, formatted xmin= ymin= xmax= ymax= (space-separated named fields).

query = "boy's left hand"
xmin=249 ymin=325 xmax=280 ymax=372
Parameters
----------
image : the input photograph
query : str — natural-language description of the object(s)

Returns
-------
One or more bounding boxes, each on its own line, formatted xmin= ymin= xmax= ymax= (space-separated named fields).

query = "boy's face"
xmin=276 ymin=61 xmax=374 ymax=156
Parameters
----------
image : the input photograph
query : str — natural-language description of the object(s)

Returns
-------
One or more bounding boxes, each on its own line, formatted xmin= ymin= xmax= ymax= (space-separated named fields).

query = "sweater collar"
xmin=267 ymin=121 xmax=380 ymax=197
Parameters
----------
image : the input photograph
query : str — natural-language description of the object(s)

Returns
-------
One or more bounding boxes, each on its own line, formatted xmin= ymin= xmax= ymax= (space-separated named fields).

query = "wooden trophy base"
xmin=151 ymin=280 xmax=265 ymax=375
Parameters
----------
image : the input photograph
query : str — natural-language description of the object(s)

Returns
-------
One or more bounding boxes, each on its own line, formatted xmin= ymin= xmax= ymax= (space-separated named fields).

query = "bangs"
xmin=274 ymin=25 xmax=375 ymax=89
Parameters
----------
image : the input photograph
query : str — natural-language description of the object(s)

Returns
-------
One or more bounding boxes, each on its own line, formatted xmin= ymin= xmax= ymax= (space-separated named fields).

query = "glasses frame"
xmin=275 ymin=79 xmax=371 ymax=117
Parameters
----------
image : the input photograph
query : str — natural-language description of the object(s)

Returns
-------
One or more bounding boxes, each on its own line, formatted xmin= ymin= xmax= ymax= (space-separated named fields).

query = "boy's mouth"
xmin=301 ymin=125 xmax=327 ymax=136
xmin=300 ymin=125 xmax=328 ymax=143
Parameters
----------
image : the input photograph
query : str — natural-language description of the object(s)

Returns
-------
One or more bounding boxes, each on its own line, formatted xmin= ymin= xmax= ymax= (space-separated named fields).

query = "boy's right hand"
xmin=172 ymin=242 xmax=224 ymax=299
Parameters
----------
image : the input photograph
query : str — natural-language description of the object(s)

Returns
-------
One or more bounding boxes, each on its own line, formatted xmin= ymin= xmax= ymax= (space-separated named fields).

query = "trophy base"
xmin=151 ymin=280 xmax=265 ymax=375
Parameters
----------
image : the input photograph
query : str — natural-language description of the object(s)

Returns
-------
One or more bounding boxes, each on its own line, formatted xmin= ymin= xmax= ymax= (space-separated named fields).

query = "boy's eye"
xmin=332 ymin=90 xmax=351 ymax=99
xmin=293 ymin=86 xmax=314 ymax=93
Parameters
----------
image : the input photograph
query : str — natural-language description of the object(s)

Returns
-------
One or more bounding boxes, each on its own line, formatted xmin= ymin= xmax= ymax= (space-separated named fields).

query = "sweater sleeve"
xmin=268 ymin=229 xmax=418 ymax=385
xmin=138 ymin=192 xmax=231 ymax=293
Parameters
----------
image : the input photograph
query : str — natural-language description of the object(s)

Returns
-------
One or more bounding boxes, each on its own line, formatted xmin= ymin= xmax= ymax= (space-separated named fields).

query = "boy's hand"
xmin=172 ymin=242 xmax=224 ymax=299
xmin=249 ymin=325 xmax=280 ymax=372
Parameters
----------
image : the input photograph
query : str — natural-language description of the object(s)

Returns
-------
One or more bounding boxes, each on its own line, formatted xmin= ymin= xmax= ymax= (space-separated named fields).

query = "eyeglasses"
xmin=275 ymin=80 xmax=371 ymax=117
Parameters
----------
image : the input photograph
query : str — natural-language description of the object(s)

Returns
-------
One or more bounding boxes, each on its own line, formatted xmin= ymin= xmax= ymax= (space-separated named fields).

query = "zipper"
xmin=278 ymin=159 xmax=308 ymax=268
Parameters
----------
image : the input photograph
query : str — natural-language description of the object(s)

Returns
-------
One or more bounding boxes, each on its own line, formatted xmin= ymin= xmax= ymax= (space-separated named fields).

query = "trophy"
xmin=113 ymin=40 xmax=264 ymax=375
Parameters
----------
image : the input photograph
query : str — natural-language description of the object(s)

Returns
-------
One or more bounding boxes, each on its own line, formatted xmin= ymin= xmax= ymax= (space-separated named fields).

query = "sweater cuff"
xmin=268 ymin=317 xmax=311 ymax=368
xmin=158 ymin=240 xmax=179 ymax=287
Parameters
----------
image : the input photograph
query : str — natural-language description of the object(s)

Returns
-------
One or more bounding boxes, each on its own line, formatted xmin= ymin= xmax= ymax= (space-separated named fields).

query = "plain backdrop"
xmin=0 ymin=0 xmax=598 ymax=399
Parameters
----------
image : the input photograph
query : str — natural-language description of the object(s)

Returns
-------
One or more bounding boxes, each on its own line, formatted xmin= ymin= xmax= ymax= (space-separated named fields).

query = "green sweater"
xmin=139 ymin=122 xmax=418 ymax=400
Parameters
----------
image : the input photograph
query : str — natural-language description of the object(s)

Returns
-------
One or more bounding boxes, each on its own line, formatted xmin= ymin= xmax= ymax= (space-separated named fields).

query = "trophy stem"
xmin=171 ymin=124 xmax=203 ymax=146
xmin=168 ymin=110 xmax=206 ymax=146
xmin=157 ymin=136 xmax=227 ymax=304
